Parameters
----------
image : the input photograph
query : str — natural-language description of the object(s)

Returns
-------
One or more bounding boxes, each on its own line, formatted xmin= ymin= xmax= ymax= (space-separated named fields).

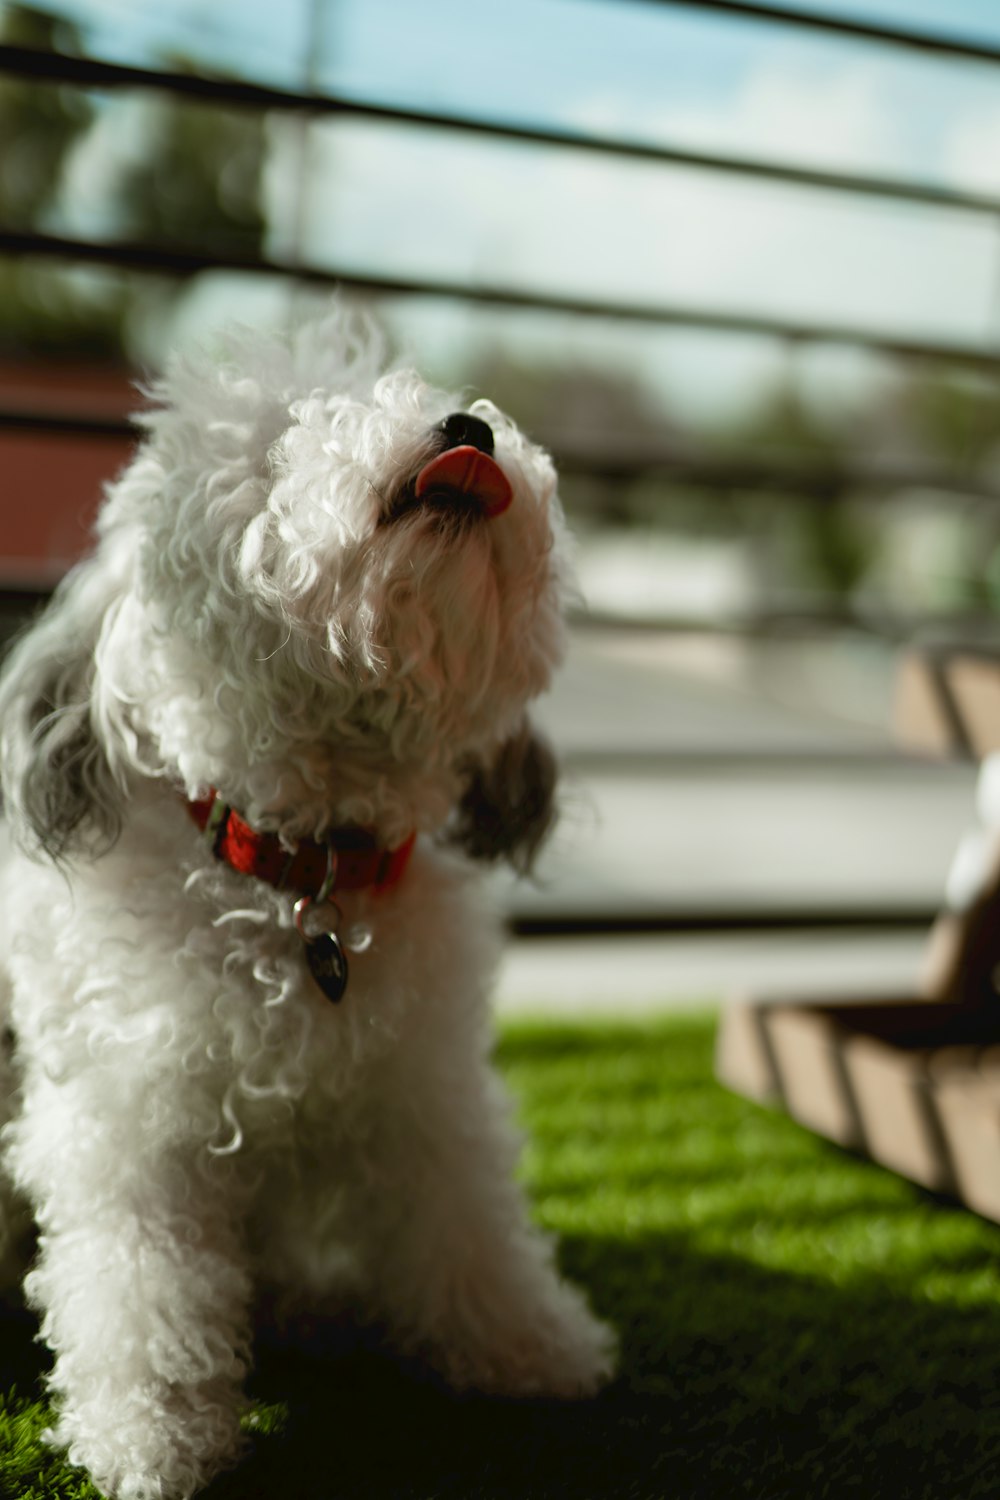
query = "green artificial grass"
xmin=3 ymin=1012 xmax=1000 ymax=1498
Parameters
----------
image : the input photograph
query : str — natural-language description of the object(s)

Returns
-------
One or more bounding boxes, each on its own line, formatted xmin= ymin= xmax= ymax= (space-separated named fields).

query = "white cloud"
xmin=578 ymin=60 xmax=907 ymax=177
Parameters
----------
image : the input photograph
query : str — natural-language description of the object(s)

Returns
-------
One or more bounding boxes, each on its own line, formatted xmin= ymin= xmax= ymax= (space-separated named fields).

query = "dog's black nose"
xmin=438 ymin=412 xmax=495 ymax=457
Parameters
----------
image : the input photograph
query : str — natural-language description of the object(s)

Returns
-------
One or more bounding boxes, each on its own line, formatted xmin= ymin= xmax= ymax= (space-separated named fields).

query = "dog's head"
xmin=0 ymin=307 xmax=569 ymax=867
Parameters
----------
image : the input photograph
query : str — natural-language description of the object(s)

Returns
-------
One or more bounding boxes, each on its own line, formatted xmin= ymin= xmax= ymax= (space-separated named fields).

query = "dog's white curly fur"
xmin=0 ymin=307 xmax=616 ymax=1500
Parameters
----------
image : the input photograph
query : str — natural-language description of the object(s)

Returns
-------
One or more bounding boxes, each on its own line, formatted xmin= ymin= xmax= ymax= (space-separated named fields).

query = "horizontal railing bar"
xmin=2 ymin=405 xmax=998 ymax=501
xmin=6 ymin=229 xmax=1000 ymax=372
xmin=0 ymin=408 xmax=136 ymax=439
xmin=633 ymin=0 xmax=1000 ymax=65
xmin=572 ymin=606 xmax=1000 ymax=641
xmin=557 ymin=451 xmax=1000 ymax=501
xmin=0 ymin=41 xmax=358 ymax=108
xmin=559 ymin=747 xmax=966 ymax=773
xmin=1 ymin=43 xmax=997 ymax=218
xmin=0 ymin=579 xmax=993 ymax=647
xmin=507 ymin=906 xmax=935 ymax=937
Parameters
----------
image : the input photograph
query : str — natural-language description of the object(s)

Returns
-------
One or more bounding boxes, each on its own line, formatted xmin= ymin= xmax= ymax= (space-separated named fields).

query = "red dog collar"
xmin=187 ymin=791 xmax=415 ymax=898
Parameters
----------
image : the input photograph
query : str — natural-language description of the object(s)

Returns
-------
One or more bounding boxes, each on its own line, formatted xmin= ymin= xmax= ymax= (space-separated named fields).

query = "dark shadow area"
xmin=0 ymin=1301 xmax=47 ymax=1389
xmin=185 ymin=1225 xmax=1000 ymax=1500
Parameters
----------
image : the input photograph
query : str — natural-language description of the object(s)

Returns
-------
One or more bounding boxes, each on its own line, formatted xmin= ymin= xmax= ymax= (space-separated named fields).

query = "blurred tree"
xmin=0 ymin=2 xmax=266 ymax=359
xmin=470 ymin=351 xmax=874 ymax=604
xmin=0 ymin=4 xmax=128 ymax=355
xmin=0 ymin=5 xmax=91 ymax=227
xmin=467 ymin=350 xmax=672 ymax=451
xmin=465 ymin=350 xmax=690 ymax=527
xmin=720 ymin=375 xmax=871 ymax=600
xmin=113 ymin=91 xmax=265 ymax=256
xmin=905 ymin=371 xmax=1000 ymax=473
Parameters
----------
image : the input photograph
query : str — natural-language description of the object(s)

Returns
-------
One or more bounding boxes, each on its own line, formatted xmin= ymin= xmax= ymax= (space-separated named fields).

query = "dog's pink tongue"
xmin=414 ymin=446 xmax=513 ymax=518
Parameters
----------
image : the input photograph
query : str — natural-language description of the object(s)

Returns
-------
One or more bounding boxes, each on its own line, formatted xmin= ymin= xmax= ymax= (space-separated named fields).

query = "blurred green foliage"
xmin=472 ymin=346 xmax=1000 ymax=619
xmin=0 ymin=3 xmax=266 ymax=359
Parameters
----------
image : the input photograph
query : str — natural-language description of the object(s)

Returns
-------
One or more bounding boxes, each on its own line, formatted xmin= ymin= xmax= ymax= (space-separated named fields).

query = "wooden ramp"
xmin=717 ymin=647 xmax=1000 ymax=1221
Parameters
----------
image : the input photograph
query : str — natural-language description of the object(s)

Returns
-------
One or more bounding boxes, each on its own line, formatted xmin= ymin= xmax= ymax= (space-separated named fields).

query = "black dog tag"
xmin=304 ymin=930 xmax=349 ymax=1004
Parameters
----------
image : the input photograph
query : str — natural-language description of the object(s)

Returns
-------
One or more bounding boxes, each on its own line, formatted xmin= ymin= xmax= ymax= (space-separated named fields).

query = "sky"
xmin=11 ymin=0 xmax=1000 ymax=418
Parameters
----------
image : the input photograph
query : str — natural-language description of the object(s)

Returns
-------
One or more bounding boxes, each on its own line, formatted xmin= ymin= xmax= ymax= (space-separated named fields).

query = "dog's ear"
xmin=448 ymin=718 xmax=558 ymax=876
xmin=0 ymin=562 xmax=125 ymax=862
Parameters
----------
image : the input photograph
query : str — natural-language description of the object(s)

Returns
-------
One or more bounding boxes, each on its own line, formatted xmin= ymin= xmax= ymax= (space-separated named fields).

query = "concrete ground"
xmin=491 ymin=627 xmax=976 ymax=1016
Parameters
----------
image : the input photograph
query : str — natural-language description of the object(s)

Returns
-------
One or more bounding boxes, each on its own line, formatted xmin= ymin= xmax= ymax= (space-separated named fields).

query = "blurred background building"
xmin=3 ymin=0 xmax=1000 ymax=1007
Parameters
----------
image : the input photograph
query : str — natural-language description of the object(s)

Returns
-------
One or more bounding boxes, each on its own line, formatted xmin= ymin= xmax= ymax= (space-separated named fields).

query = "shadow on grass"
xmin=189 ymin=1225 xmax=1000 ymax=1500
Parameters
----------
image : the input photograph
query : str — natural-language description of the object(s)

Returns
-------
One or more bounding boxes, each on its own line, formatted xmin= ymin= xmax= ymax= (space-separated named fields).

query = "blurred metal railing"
xmin=4 ymin=32 xmax=1000 ymax=369
xmin=5 ymin=12 xmax=998 ymax=591
xmin=8 ymin=225 xmax=1000 ymax=371
xmin=3 ymin=399 xmax=994 ymax=510
xmin=1 ymin=3 xmax=995 ymax=938
xmin=638 ymin=0 xmax=1000 ymax=64
xmin=2 ymin=39 xmax=1000 ymax=217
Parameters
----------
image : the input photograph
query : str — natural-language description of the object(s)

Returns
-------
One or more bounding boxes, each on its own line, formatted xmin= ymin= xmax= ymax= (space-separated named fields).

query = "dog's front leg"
xmin=11 ymin=1075 xmax=252 ymax=1500
xmin=353 ymin=1022 xmax=616 ymax=1399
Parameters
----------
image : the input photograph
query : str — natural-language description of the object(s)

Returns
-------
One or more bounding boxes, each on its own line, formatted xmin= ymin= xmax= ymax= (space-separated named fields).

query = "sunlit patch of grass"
xmin=0 ymin=1389 xmax=96 ymax=1499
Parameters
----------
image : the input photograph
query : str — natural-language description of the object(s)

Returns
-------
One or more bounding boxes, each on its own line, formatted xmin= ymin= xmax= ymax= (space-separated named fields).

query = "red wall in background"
xmin=0 ymin=362 xmax=139 ymax=585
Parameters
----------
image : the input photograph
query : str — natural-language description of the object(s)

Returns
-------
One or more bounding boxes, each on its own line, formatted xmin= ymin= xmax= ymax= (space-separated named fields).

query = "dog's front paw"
xmin=51 ymin=1383 xmax=245 ymax=1500
xmin=439 ymin=1279 xmax=617 ymax=1400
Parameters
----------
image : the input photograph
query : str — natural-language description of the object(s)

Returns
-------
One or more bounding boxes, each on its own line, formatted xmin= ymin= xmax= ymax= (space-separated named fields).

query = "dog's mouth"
xmin=382 ymin=412 xmax=513 ymax=527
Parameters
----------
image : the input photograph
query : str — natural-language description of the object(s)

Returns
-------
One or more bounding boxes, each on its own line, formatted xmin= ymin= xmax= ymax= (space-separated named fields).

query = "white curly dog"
xmin=0 ymin=308 xmax=615 ymax=1499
